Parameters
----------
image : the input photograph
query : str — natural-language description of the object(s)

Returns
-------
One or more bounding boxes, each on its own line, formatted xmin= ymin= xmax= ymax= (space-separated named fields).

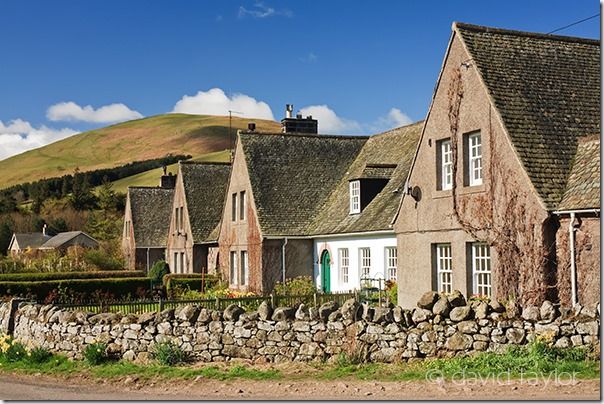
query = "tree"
xmin=97 ymin=177 xmax=117 ymax=212
xmin=70 ymin=168 xmax=96 ymax=210
xmin=0 ymin=218 xmax=13 ymax=256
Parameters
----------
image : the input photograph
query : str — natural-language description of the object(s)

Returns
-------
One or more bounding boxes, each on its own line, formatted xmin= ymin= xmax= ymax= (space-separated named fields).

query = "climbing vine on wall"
xmin=446 ymin=65 xmax=554 ymax=307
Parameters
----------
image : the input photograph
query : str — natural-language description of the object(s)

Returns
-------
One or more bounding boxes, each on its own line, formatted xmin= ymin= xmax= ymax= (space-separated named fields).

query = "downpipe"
xmin=569 ymin=212 xmax=577 ymax=307
xmin=282 ymin=238 xmax=288 ymax=284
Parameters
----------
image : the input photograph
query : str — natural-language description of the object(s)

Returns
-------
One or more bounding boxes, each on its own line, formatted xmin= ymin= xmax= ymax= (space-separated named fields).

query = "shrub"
xmin=0 ymin=270 xmax=144 ymax=282
xmin=149 ymin=261 xmax=169 ymax=285
xmin=0 ymin=277 xmax=152 ymax=302
xmin=385 ymin=280 xmax=397 ymax=306
xmin=83 ymin=342 xmax=108 ymax=365
xmin=83 ymin=250 xmax=123 ymax=271
xmin=26 ymin=347 xmax=53 ymax=364
xmin=273 ymin=276 xmax=315 ymax=296
xmin=0 ymin=338 xmax=27 ymax=363
xmin=152 ymin=341 xmax=188 ymax=366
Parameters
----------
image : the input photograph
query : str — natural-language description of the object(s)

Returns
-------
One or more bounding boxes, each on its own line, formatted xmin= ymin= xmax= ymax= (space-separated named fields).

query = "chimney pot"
xmin=285 ymin=104 xmax=293 ymax=119
xmin=248 ymin=122 xmax=256 ymax=132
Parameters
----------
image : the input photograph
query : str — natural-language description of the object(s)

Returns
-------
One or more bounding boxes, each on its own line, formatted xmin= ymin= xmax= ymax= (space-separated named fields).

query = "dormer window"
xmin=349 ymin=180 xmax=360 ymax=214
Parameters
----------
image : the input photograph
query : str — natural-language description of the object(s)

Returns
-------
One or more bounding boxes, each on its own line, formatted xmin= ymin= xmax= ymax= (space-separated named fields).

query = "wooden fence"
xmin=52 ymin=291 xmax=359 ymax=315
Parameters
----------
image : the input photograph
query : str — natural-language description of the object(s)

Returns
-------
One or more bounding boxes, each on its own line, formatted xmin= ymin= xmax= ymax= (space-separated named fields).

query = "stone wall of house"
xmin=5 ymin=291 xmax=600 ymax=363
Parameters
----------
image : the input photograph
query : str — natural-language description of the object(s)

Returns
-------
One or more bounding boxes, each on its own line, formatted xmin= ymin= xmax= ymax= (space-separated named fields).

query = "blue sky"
xmin=0 ymin=0 xmax=599 ymax=160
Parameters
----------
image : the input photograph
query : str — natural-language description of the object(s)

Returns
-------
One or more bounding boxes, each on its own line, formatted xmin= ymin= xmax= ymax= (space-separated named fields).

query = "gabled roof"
xmin=40 ymin=231 xmax=98 ymax=249
xmin=179 ymin=161 xmax=231 ymax=243
xmin=10 ymin=233 xmax=51 ymax=250
xmin=454 ymin=22 xmax=600 ymax=210
xmin=558 ymin=135 xmax=600 ymax=211
xmin=309 ymin=121 xmax=423 ymax=235
xmin=128 ymin=186 xmax=175 ymax=247
xmin=240 ymin=132 xmax=368 ymax=236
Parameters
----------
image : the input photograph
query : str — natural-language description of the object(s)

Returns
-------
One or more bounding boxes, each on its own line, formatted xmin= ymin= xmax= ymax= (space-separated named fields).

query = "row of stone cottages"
xmin=122 ymin=22 xmax=600 ymax=309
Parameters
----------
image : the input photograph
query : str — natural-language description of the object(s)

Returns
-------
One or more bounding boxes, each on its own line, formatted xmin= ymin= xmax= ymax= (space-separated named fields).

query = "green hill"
xmin=0 ymin=113 xmax=280 ymax=190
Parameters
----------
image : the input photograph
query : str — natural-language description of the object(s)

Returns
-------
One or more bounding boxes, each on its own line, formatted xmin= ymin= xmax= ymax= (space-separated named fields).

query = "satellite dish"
xmin=411 ymin=186 xmax=422 ymax=202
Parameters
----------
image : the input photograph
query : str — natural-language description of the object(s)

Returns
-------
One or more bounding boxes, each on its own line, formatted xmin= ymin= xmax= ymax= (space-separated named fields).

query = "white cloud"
xmin=298 ymin=105 xmax=361 ymax=134
xmin=0 ymin=119 xmax=78 ymax=161
xmin=238 ymin=2 xmax=292 ymax=19
xmin=171 ymin=88 xmax=275 ymax=120
xmin=46 ymin=101 xmax=143 ymax=124
xmin=298 ymin=105 xmax=414 ymax=135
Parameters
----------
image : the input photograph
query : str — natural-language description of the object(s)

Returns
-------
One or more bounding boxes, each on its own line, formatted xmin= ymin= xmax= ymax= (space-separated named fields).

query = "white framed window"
xmin=240 ymin=251 xmax=248 ymax=286
xmin=349 ymin=180 xmax=360 ymax=214
xmin=359 ymin=247 xmax=371 ymax=280
xmin=472 ymin=242 xmax=491 ymax=297
xmin=339 ymin=248 xmax=349 ymax=284
xmin=231 ymin=193 xmax=237 ymax=222
xmin=230 ymin=251 xmax=238 ymax=285
xmin=239 ymin=191 xmax=246 ymax=221
xmin=441 ymin=140 xmax=453 ymax=190
xmin=468 ymin=133 xmax=482 ymax=186
xmin=385 ymin=247 xmax=397 ymax=281
xmin=436 ymin=243 xmax=452 ymax=293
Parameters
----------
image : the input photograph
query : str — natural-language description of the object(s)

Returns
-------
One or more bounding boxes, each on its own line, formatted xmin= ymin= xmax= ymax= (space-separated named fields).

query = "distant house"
xmin=39 ymin=231 xmax=99 ymax=252
xmin=218 ymin=125 xmax=367 ymax=293
xmin=122 ymin=184 xmax=175 ymax=272
xmin=166 ymin=161 xmax=231 ymax=274
xmin=9 ymin=225 xmax=98 ymax=256
xmin=394 ymin=22 xmax=600 ymax=308
xmin=310 ymin=122 xmax=422 ymax=292
xmin=8 ymin=231 xmax=51 ymax=256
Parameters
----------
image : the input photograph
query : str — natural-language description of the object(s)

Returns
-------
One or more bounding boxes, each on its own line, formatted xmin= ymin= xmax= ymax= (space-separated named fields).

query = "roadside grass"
xmin=0 ymin=340 xmax=598 ymax=383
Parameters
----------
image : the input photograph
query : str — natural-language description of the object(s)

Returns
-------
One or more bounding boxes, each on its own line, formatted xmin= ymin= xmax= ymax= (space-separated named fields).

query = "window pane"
xmin=360 ymin=248 xmax=371 ymax=279
xmin=349 ymin=181 xmax=360 ymax=213
xmin=441 ymin=140 xmax=452 ymax=190
xmin=468 ymin=133 xmax=482 ymax=186
xmin=231 ymin=193 xmax=237 ymax=222
xmin=472 ymin=242 xmax=491 ymax=297
xmin=239 ymin=191 xmax=246 ymax=221
xmin=436 ymin=244 xmax=452 ymax=293
xmin=339 ymin=248 xmax=349 ymax=284
xmin=386 ymin=247 xmax=397 ymax=281
xmin=240 ymin=251 xmax=248 ymax=286
xmin=230 ymin=251 xmax=238 ymax=285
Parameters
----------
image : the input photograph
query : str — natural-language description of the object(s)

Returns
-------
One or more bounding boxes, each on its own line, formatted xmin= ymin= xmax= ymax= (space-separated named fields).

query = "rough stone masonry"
xmin=1 ymin=291 xmax=600 ymax=363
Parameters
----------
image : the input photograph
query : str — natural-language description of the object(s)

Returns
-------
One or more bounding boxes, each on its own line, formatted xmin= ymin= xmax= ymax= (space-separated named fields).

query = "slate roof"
xmin=128 ymin=187 xmax=175 ymax=247
xmin=179 ymin=162 xmax=231 ymax=243
xmin=558 ymin=136 xmax=600 ymax=211
xmin=454 ymin=22 xmax=600 ymax=209
xmin=309 ymin=122 xmax=423 ymax=235
xmin=40 ymin=231 xmax=98 ymax=249
xmin=240 ymin=132 xmax=368 ymax=236
xmin=11 ymin=233 xmax=51 ymax=250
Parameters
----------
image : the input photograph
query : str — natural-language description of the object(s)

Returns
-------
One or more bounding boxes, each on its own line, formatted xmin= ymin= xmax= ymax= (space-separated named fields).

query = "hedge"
xmin=0 ymin=277 xmax=152 ymax=301
xmin=163 ymin=274 xmax=221 ymax=293
xmin=0 ymin=271 xmax=145 ymax=282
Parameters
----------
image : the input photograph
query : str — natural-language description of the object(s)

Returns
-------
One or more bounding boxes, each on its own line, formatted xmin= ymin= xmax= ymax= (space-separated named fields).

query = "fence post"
xmin=270 ymin=294 xmax=275 ymax=308
xmin=313 ymin=292 xmax=318 ymax=308
xmin=158 ymin=297 xmax=164 ymax=312
xmin=215 ymin=297 xmax=220 ymax=310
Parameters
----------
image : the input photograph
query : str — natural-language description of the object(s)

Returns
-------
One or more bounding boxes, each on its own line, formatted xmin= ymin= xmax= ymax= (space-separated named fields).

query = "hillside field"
xmin=0 ymin=114 xmax=280 ymax=189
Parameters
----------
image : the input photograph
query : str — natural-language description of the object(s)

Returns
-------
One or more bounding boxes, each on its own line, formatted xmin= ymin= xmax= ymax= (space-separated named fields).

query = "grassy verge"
xmin=0 ymin=341 xmax=598 ymax=383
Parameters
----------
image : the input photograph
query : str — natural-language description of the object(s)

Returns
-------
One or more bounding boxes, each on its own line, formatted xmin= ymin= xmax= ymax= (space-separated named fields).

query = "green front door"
xmin=321 ymin=250 xmax=331 ymax=293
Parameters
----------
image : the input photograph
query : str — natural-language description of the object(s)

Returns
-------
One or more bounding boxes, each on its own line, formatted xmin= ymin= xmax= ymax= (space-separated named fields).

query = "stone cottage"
xmin=218 ymin=129 xmax=367 ymax=293
xmin=122 ymin=185 xmax=175 ymax=272
xmin=310 ymin=122 xmax=422 ymax=292
xmin=166 ymin=161 xmax=231 ymax=274
xmin=394 ymin=22 xmax=600 ymax=308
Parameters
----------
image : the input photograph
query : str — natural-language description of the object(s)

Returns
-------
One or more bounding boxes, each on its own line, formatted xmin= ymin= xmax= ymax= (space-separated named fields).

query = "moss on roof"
xmin=558 ymin=136 xmax=600 ymax=211
xmin=240 ymin=132 xmax=368 ymax=236
xmin=128 ymin=187 xmax=174 ymax=247
xmin=309 ymin=121 xmax=423 ymax=235
xmin=179 ymin=161 xmax=231 ymax=243
xmin=455 ymin=22 xmax=600 ymax=210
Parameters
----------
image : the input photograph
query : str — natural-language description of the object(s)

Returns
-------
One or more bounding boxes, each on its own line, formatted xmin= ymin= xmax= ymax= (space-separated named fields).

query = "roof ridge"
xmin=370 ymin=120 xmax=425 ymax=138
xmin=240 ymin=132 xmax=370 ymax=140
xmin=453 ymin=21 xmax=600 ymax=45
xmin=127 ymin=186 xmax=175 ymax=190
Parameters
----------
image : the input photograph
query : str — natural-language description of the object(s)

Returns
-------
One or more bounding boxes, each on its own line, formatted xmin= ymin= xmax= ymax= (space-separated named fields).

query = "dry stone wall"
xmin=5 ymin=291 xmax=601 ymax=363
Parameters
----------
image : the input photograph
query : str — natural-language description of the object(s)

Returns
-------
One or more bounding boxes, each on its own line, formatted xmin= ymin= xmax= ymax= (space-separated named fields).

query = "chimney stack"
xmin=247 ymin=122 xmax=256 ymax=132
xmin=280 ymin=103 xmax=318 ymax=134
xmin=160 ymin=171 xmax=176 ymax=189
